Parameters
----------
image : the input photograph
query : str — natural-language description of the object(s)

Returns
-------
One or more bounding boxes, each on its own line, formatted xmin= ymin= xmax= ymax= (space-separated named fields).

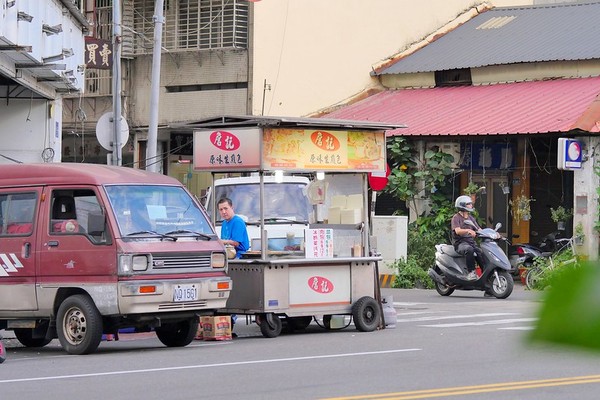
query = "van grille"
xmin=158 ymin=301 xmax=208 ymax=310
xmin=151 ymin=253 xmax=213 ymax=270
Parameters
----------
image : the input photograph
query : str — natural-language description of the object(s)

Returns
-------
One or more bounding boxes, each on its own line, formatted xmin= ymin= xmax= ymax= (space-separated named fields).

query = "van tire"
xmin=14 ymin=328 xmax=52 ymax=348
xmin=57 ymin=294 xmax=103 ymax=355
xmin=155 ymin=318 xmax=198 ymax=347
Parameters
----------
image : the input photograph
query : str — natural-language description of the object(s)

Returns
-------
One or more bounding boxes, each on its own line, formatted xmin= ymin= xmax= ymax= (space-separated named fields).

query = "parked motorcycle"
xmin=508 ymin=231 xmax=562 ymax=275
xmin=428 ymin=222 xmax=514 ymax=299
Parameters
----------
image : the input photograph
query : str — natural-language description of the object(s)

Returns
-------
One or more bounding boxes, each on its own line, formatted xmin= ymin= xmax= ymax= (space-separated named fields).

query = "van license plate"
xmin=173 ymin=284 xmax=198 ymax=302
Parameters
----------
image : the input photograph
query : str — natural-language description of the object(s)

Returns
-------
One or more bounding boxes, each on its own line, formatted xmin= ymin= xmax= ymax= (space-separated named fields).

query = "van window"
xmin=212 ymin=182 xmax=312 ymax=223
xmin=50 ymin=190 xmax=104 ymax=241
xmin=0 ymin=192 xmax=36 ymax=236
xmin=105 ymin=185 xmax=213 ymax=236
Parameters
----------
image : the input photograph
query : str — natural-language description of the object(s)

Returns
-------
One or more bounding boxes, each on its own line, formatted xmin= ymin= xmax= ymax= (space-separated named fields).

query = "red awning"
xmin=327 ymin=77 xmax=600 ymax=136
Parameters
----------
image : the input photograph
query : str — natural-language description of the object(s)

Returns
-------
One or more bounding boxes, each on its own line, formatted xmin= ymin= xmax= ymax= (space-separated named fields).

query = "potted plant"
xmin=510 ymin=195 xmax=534 ymax=222
xmin=550 ymin=206 xmax=572 ymax=230
xmin=463 ymin=181 xmax=484 ymax=202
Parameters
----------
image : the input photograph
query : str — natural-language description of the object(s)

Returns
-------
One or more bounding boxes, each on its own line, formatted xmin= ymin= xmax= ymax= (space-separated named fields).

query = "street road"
xmin=2 ymin=284 xmax=600 ymax=399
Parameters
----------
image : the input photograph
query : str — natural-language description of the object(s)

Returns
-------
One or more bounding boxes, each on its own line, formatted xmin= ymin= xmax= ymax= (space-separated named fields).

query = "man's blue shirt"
xmin=221 ymin=215 xmax=249 ymax=258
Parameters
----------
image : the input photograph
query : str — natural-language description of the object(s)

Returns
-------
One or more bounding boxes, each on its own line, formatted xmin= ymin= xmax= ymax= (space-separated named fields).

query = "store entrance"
xmin=470 ymin=175 xmax=511 ymax=241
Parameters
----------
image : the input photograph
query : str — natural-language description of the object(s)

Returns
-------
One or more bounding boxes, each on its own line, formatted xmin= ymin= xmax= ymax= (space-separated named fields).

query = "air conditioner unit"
xmin=426 ymin=141 xmax=461 ymax=168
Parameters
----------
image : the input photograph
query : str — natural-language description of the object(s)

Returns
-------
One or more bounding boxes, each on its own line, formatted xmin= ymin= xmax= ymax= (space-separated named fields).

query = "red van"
xmin=0 ymin=163 xmax=230 ymax=354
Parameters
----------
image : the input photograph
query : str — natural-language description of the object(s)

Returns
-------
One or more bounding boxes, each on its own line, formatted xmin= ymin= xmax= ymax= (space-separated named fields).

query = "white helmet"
xmin=455 ymin=195 xmax=474 ymax=212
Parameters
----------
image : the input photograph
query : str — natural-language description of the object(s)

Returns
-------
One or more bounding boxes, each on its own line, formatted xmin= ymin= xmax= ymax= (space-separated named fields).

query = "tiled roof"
xmin=325 ymin=77 xmax=600 ymax=136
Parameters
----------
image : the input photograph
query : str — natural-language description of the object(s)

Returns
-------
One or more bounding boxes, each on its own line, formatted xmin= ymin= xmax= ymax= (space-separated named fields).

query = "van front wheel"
xmin=155 ymin=318 xmax=198 ymax=347
xmin=57 ymin=295 xmax=103 ymax=355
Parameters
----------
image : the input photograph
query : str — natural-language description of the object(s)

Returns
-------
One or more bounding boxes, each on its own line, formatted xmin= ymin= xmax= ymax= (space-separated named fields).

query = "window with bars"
xmin=133 ymin=0 xmax=249 ymax=54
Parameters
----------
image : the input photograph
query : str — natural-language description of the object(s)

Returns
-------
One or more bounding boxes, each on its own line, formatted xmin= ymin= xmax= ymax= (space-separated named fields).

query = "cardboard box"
xmin=200 ymin=316 xmax=232 ymax=341
xmin=327 ymin=207 xmax=342 ymax=224
xmin=341 ymin=208 xmax=362 ymax=224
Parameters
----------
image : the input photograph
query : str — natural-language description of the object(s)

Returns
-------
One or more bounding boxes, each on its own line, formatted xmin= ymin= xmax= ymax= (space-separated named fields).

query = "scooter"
xmin=428 ymin=222 xmax=514 ymax=299
xmin=508 ymin=231 xmax=561 ymax=274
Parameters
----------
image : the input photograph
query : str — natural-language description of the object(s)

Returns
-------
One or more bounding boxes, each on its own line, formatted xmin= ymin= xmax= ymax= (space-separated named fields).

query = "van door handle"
xmin=23 ymin=242 xmax=31 ymax=258
xmin=47 ymin=241 xmax=59 ymax=247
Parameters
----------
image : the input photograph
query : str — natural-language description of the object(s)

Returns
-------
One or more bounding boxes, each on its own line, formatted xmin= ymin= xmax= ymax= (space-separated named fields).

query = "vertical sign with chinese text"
xmin=304 ymin=228 xmax=333 ymax=258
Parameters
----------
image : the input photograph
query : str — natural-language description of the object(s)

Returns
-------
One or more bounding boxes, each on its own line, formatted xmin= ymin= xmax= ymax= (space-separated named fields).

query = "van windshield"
xmin=105 ymin=185 xmax=214 ymax=237
xmin=211 ymin=182 xmax=312 ymax=224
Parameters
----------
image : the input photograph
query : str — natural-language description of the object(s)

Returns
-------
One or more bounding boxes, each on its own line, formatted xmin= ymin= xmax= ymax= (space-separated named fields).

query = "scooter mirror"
xmin=464 ymin=220 xmax=476 ymax=228
xmin=495 ymin=222 xmax=502 ymax=230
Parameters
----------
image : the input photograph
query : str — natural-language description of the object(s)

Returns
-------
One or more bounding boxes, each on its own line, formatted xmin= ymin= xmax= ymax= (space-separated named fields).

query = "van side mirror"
xmin=87 ymin=212 xmax=106 ymax=238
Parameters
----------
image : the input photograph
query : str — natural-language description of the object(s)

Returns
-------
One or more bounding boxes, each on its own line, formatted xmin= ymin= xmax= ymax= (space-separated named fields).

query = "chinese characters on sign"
xmin=84 ymin=38 xmax=112 ymax=70
xmin=263 ymin=128 xmax=385 ymax=172
xmin=305 ymin=228 xmax=333 ymax=258
xmin=193 ymin=128 xmax=261 ymax=170
xmin=308 ymin=276 xmax=334 ymax=294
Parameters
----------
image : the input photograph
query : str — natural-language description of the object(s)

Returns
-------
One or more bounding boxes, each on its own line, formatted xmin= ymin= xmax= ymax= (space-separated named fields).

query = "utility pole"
xmin=112 ymin=0 xmax=123 ymax=165
xmin=146 ymin=0 xmax=164 ymax=173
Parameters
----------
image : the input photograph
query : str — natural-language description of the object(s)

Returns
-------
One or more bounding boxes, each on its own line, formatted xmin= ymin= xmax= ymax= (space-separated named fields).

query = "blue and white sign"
xmin=558 ymin=138 xmax=582 ymax=170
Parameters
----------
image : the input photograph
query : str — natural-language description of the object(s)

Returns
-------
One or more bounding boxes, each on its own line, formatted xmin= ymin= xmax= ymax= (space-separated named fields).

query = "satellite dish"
xmin=96 ymin=112 xmax=129 ymax=151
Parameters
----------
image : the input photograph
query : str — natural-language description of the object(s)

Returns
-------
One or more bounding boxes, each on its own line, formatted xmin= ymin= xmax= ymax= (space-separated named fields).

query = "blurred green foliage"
xmin=530 ymin=261 xmax=600 ymax=352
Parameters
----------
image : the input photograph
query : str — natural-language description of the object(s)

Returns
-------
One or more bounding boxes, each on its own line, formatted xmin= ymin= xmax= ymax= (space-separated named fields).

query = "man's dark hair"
xmin=218 ymin=197 xmax=233 ymax=207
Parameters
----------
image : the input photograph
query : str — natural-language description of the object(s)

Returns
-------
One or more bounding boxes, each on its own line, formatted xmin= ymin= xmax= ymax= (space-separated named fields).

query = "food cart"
xmin=191 ymin=116 xmax=403 ymax=337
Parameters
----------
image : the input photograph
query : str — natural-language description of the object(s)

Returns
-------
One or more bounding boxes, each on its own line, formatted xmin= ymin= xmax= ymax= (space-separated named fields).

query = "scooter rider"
xmin=451 ymin=195 xmax=485 ymax=281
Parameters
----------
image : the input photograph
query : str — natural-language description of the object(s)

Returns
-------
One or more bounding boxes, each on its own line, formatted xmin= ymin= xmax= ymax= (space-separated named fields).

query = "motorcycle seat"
xmin=437 ymin=244 xmax=461 ymax=257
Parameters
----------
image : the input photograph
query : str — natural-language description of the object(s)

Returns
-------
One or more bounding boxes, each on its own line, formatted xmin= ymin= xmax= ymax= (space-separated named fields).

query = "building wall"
xmin=0 ymin=99 xmax=53 ymax=163
xmin=129 ymin=50 xmax=249 ymax=127
xmin=251 ymin=0 xmax=534 ymax=118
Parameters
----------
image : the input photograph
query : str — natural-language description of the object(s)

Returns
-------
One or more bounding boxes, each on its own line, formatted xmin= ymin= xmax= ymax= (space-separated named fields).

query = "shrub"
xmin=390 ymin=224 xmax=443 ymax=289
xmin=391 ymin=256 xmax=434 ymax=289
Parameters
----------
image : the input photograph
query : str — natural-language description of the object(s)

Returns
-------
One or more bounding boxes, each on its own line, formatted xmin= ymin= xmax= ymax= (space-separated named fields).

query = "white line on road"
xmin=396 ymin=313 xmax=517 ymax=323
xmin=420 ymin=318 xmax=538 ymax=327
xmin=0 ymin=348 xmax=421 ymax=384
xmin=499 ymin=326 xmax=536 ymax=331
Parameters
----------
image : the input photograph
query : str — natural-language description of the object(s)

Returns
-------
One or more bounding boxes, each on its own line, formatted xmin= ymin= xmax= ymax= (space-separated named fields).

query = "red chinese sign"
xmin=308 ymin=276 xmax=334 ymax=294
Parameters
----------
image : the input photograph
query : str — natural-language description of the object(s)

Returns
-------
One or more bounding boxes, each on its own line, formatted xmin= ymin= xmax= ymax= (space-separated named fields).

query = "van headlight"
xmin=119 ymin=254 xmax=150 ymax=275
xmin=212 ymin=252 xmax=226 ymax=269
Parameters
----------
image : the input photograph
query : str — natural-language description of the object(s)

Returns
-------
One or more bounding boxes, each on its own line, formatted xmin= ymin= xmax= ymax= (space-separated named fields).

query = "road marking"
xmin=321 ymin=375 xmax=600 ymax=399
xmin=420 ymin=317 xmax=537 ymax=327
xmin=0 ymin=348 xmax=421 ymax=384
xmin=396 ymin=312 xmax=517 ymax=323
xmin=499 ymin=326 xmax=535 ymax=331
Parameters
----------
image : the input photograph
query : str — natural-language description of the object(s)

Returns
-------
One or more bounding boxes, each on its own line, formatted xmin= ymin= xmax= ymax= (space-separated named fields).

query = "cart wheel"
xmin=258 ymin=313 xmax=282 ymax=338
xmin=352 ymin=296 xmax=381 ymax=332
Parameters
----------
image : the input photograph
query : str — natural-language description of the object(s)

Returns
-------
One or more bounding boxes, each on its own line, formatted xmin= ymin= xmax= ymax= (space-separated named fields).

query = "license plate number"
xmin=173 ymin=284 xmax=198 ymax=302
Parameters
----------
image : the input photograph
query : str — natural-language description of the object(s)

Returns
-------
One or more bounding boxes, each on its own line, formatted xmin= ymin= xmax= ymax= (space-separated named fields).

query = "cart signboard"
xmin=262 ymin=128 xmax=386 ymax=172
xmin=193 ymin=128 xmax=261 ymax=170
xmin=193 ymin=127 xmax=385 ymax=173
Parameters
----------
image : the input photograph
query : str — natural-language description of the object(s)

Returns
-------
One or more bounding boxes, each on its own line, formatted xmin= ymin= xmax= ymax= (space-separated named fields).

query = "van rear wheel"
xmin=57 ymin=294 xmax=103 ymax=355
xmin=155 ymin=318 xmax=198 ymax=347
xmin=14 ymin=328 xmax=52 ymax=348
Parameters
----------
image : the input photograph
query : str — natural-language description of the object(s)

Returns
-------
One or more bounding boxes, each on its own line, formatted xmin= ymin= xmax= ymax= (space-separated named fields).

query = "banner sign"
xmin=193 ymin=128 xmax=261 ymax=170
xmin=262 ymin=128 xmax=386 ymax=172
xmin=460 ymin=142 xmax=515 ymax=170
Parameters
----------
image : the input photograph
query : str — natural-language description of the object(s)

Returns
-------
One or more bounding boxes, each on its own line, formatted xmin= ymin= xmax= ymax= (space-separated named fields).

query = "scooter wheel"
xmin=488 ymin=270 xmax=514 ymax=299
xmin=435 ymin=282 xmax=454 ymax=296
